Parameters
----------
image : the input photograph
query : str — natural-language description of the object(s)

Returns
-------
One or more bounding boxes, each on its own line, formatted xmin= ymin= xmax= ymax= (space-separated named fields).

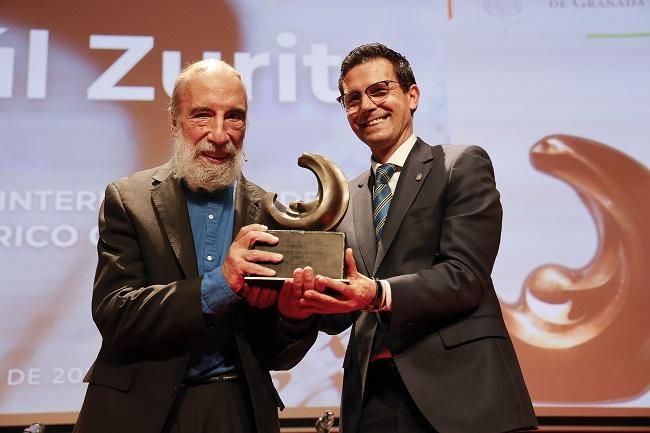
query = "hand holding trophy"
xmin=244 ymin=153 xmax=349 ymax=288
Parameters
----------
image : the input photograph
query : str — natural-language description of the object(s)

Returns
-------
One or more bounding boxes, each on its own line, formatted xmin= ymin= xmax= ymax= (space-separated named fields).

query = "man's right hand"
xmin=221 ymin=224 xmax=282 ymax=293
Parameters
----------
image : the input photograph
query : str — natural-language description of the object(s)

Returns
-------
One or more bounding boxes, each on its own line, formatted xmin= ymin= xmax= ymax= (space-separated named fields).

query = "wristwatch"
xmin=363 ymin=279 xmax=384 ymax=311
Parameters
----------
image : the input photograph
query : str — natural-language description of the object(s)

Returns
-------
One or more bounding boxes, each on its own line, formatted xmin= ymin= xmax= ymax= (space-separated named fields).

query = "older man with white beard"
xmin=74 ymin=59 xmax=317 ymax=433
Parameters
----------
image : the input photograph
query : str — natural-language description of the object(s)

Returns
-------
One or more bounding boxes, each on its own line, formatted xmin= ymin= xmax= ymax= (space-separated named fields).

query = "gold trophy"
xmin=244 ymin=153 xmax=349 ymax=288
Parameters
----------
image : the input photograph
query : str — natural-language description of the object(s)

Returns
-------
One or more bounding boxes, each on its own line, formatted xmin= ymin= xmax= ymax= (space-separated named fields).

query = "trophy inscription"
xmin=252 ymin=230 xmax=345 ymax=279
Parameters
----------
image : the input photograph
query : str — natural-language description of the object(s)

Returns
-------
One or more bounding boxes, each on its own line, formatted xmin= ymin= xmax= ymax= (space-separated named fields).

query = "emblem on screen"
xmin=501 ymin=134 xmax=650 ymax=401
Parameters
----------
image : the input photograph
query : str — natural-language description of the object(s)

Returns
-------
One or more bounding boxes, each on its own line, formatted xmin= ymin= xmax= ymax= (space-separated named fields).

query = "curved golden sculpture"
xmin=262 ymin=153 xmax=349 ymax=231
xmin=501 ymin=134 xmax=650 ymax=401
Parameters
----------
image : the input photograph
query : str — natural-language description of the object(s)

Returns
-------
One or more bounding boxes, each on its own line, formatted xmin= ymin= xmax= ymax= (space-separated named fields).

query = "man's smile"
xmin=200 ymin=151 xmax=233 ymax=163
xmin=361 ymin=115 xmax=389 ymax=128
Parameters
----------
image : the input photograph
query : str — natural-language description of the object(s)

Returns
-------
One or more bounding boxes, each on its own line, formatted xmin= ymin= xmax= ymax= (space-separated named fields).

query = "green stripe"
xmin=587 ymin=32 xmax=650 ymax=38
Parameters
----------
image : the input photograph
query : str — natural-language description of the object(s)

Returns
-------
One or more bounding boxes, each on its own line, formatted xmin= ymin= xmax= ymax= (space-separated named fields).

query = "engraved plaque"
xmin=246 ymin=230 xmax=346 ymax=289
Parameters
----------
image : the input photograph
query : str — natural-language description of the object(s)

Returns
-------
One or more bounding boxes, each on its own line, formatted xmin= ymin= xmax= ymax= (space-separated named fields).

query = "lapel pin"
xmin=415 ymin=173 xmax=423 ymax=181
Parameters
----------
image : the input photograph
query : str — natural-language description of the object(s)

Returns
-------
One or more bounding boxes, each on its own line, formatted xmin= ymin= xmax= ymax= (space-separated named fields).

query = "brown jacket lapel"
xmin=233 ymin=173 xmax=264 ymax=237
xmin=151 ymin=164 xmax=198 ymax=279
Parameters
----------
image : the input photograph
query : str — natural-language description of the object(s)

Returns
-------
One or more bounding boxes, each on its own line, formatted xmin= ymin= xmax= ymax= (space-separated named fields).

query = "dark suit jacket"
xmin=320 ymin=140 xmax=537 ymax=433
xmin=74 ymin=162 xmax=312 ymax=433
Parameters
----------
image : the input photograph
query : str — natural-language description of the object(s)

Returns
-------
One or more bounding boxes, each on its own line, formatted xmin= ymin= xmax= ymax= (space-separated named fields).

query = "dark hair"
xmin=338 ymin=43 xmax=416 ymax=95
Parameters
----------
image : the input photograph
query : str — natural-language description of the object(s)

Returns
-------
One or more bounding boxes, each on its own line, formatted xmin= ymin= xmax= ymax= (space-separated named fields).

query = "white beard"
xmin=171 ymin=133 xmax=243 ymax=193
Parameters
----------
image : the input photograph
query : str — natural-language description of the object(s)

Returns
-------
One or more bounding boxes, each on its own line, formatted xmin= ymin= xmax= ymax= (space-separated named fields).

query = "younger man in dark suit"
xmin=281 ymin=44 xmax=537 ymax=433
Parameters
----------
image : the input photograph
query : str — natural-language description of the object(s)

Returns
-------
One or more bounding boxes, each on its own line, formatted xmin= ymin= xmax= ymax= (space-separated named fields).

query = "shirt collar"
xmin=371 ymin=134 xmax=417 ymax=174
xmin=182 ymin=180 xmax=236 ymax=204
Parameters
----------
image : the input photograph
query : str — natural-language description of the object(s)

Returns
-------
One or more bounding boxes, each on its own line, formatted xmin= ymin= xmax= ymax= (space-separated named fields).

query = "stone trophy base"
xmin=244 ymin=230 xmax=347 ymax=289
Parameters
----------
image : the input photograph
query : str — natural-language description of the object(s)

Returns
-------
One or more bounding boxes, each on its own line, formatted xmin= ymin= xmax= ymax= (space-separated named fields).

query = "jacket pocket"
xmin=85 ymin=359 xmax=138 ymax=392
xmin=439 ymin=316 xmax=508 ymax=349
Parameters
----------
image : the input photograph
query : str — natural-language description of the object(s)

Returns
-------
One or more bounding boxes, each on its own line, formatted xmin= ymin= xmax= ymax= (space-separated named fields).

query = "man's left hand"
xmin=302 ymin=248 xmax=377 ymax=314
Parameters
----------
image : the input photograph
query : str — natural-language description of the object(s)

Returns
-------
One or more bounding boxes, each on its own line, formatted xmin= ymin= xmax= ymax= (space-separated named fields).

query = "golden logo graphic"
xmin=501 ymin=134 xmax=650 ymax=401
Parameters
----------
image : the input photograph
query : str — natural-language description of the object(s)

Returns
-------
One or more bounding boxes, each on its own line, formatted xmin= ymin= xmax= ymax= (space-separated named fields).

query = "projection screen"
xmin=1 ymin=0 xmax=648 ymax=425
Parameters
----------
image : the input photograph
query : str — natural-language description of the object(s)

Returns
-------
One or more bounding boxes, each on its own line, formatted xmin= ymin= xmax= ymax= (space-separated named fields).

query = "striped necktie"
xmin=372 ymin=163 xmax=396 ymax=242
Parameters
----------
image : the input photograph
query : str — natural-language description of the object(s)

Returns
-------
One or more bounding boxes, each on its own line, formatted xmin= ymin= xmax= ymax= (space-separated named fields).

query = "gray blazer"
xmin=75 ymin=162 xmax=313 ymax=433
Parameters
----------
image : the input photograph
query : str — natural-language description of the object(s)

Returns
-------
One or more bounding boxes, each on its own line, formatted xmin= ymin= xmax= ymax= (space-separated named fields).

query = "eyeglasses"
xmin=336 ymin=80 xmax=403 ymax=113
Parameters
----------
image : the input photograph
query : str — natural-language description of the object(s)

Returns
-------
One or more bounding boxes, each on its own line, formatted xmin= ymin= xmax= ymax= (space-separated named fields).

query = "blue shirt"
xmin=184 ymin=182 xmax=240 ymax=380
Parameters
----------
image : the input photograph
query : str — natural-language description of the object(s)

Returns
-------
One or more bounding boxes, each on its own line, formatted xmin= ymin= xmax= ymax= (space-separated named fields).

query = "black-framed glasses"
xmin=336 ymin=80 xmax=403 ymax=113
